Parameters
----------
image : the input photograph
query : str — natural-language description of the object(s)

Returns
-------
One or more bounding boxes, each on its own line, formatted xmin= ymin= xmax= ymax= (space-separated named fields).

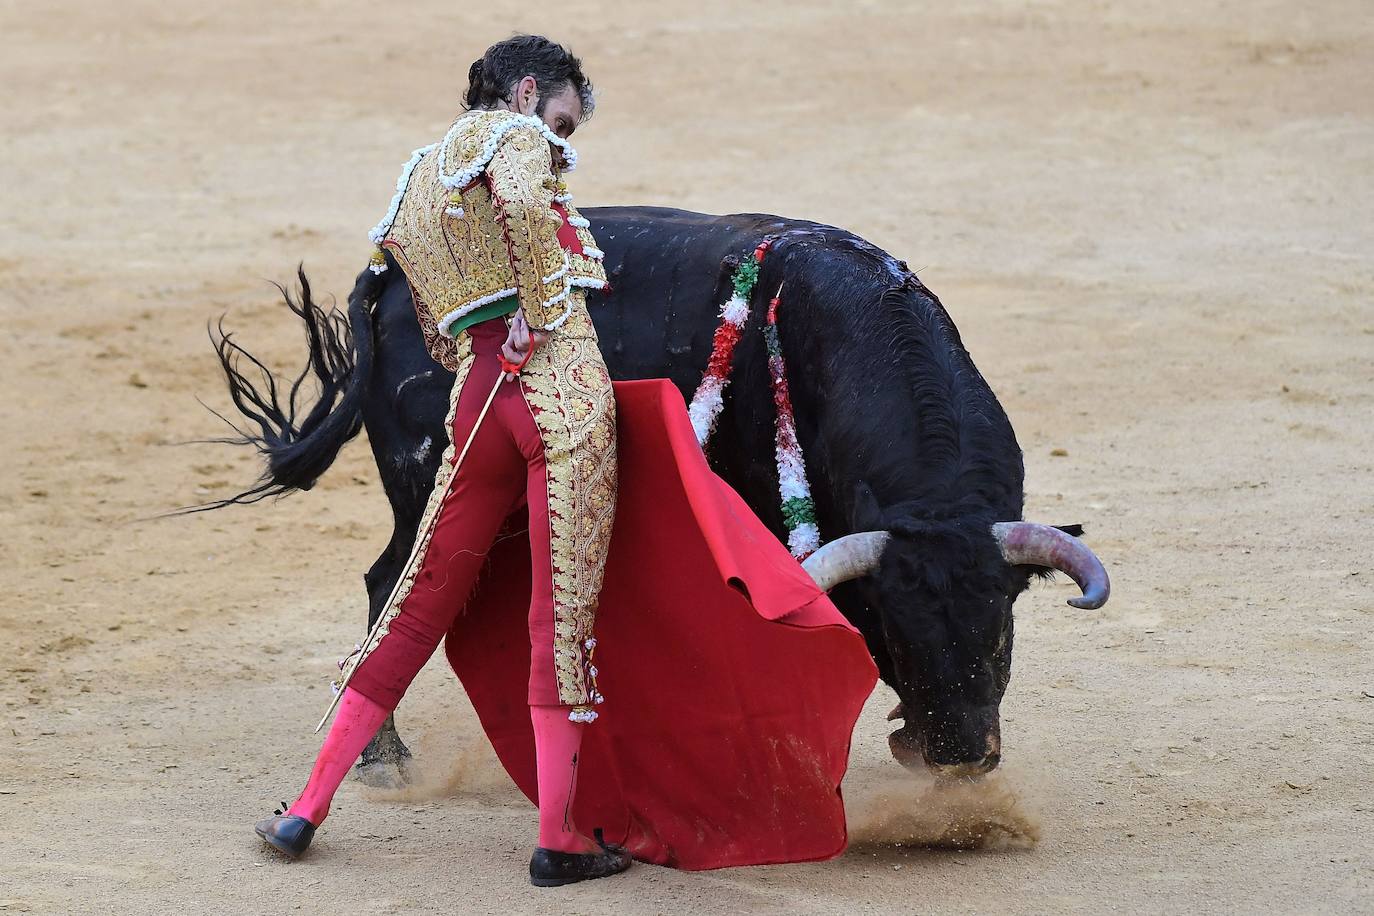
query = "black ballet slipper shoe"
xmin=529 ymin=828 xmax=632 ymax=887
xmin=255 ymin=802 xmax=316 ymax=860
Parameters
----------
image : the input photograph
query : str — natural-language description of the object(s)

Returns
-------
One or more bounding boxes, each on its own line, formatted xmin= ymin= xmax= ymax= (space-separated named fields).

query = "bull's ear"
xmin=850 ymin=480 xmax=883 ymax=531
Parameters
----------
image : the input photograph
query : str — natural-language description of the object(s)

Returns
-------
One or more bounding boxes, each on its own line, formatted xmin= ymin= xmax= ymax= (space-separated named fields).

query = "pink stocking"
xmin=530 ymin=705 xmax=594 ymax=853
xmin=287 ymin=687 xmax=390 ymax=826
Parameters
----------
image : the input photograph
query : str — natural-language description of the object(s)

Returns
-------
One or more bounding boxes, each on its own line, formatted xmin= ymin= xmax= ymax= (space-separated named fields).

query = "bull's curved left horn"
xmin=801 ymin=531 xmax=891 ymax=592
xmin=992 ymin=522 xmax=1110 ymax=609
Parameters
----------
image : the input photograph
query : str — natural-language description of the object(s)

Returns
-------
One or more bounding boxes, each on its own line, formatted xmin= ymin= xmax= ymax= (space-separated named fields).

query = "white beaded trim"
xmin=540 ymin=307 xmax=574 ymax=331
xmin=434 ymin=287 xmax=518 ymax=337
xmin=582 ymin=246 xmax=605 ymax=261
xmin=567 ymin=215 xmax=590 ymax=229
xmin=437 ymin=111 xmax=577 ymax=192
xmin=367 ymin=143 xmax=439 ymax=245
xmin=541 ymin=285 xmax=570 ymax=311
xmin=541 ymin=251 xmax=571 ymax=285
xmin=568 ymin=708 xmax=599 ymax=723
xmin=569 ymin=276 xmax=607 ymax=290
xmin=531 ymin=294 xmax=575 ymax=332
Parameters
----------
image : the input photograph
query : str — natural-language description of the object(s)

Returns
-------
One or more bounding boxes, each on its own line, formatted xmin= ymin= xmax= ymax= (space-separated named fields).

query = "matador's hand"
xmin=501 ymin=310 xmax=551 ymax=382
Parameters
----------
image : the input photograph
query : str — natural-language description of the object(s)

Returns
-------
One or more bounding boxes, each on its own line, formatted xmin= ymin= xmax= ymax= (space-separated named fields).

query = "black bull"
xmin=208 ymin=206 xmax=1109 ymax=783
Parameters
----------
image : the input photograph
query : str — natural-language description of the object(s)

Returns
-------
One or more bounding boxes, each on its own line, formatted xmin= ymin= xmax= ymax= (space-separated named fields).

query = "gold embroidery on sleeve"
xmin=485 ymin=126 xmax=571 ymax=330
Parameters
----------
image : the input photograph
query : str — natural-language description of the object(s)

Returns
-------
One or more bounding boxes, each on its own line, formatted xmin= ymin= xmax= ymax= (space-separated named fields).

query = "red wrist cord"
xmin=499 ymin=337 xmax=538 ymax=376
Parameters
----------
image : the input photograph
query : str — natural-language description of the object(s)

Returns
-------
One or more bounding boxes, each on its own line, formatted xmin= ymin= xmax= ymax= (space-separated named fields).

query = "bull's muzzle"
xmin=889 ymin=704 xmax=1002 ymax=776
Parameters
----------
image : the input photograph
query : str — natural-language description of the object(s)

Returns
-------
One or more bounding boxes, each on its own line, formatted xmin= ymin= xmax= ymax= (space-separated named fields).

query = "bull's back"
xmin=582 ymin=207 xmax=804 ymax=396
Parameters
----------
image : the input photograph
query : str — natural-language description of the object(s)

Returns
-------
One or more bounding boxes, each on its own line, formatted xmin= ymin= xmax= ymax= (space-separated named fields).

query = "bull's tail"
xmin=188 ymin=262 xmax=383 ymax=512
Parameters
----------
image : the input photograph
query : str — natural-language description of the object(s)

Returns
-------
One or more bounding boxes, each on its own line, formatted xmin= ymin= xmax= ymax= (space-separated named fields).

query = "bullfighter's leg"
xmin=514 ymin=392 xmax=596 ymax=855
xmin=511 ymin=340 xmax=628 ymax=884
xmin=530 ymin=705 xmax=594 ymax=853
xmin=357 ymin=369 xmax=454 ymax=785
xmin=257 ymin=346 xmax=527 ymax=851
xmin=510 ymin=313 xmax=620 ymax=867
xmin=282 ymin=686 xmax=390 ymax=827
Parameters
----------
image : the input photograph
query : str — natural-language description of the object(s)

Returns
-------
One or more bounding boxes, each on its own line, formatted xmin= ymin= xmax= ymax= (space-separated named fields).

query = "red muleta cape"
xmin=443 ymin=378 xmax=878 ymax=869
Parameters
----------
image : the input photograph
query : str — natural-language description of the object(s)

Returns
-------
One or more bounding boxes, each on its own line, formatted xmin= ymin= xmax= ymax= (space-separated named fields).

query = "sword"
xmin=314 ymin=337 xmax=536 ymax=733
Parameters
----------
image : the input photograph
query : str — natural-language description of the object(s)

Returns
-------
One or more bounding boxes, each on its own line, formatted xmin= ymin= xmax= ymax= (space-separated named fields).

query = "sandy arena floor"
xmin=2 ymin=1 xmax=1371 ymax=913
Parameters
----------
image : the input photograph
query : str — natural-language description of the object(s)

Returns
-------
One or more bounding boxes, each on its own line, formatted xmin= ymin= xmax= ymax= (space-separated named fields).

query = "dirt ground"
xmin=3 ymin=1 xmax=1371 ymax=913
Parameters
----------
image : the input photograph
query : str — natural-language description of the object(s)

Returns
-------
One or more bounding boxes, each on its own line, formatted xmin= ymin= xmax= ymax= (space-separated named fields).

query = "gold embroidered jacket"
xmin=375 ymin=109 xmax=607 ymax=369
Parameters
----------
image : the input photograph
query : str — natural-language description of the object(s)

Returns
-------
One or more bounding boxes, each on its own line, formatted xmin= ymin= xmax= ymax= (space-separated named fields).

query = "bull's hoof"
xmin=888 ymin=728 xmax=926 ymax=771
xmin=353 ymin=713 xmax=414 ymax=788
xmin=353 ymin=755 xmax=414 ymax=789
xmin=930 ymin=749 xmax=1001 ymax=781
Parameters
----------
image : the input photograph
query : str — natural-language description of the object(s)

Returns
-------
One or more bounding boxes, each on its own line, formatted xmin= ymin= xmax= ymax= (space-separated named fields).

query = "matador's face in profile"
xmin=536 ymin=85 xmax=583 ymax=141
xmin=506 ymin=76 xmax=584 ymax=142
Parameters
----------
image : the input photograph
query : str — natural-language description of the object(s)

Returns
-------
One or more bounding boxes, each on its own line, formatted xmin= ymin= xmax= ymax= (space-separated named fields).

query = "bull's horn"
xmin=801 ymin=531 xmax=891 ymax=591
xmin=992 ymin=522 xmax=1110 ymax=610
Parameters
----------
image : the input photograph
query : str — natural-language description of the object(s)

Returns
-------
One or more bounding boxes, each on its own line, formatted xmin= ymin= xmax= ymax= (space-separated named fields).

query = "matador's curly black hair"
xmin=464 ymin=34 xmax=594 ymax=120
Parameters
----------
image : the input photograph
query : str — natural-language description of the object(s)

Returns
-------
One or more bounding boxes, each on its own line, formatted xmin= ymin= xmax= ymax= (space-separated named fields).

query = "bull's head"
xmin=801 ymin=499 xmax=1109 ymax=778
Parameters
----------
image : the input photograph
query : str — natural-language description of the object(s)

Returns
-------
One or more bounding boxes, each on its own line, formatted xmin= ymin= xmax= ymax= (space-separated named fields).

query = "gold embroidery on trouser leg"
xmin=518 ymin=291 xmax=618 ymax=709
xmin=335 ymin=337 xmax=476 ymax=689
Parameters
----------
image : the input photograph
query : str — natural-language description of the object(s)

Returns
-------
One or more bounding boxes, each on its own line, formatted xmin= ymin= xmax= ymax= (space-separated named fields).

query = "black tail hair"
xmin=179 ymin=262 xmax=384 ymax=513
